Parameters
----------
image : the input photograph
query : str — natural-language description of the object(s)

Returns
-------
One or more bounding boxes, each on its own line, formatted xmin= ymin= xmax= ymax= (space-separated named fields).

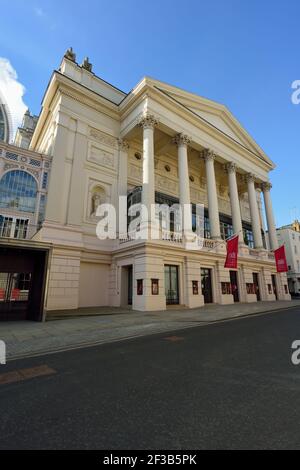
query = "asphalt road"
xmin=0 ymin=306 xmax=300 ymax=450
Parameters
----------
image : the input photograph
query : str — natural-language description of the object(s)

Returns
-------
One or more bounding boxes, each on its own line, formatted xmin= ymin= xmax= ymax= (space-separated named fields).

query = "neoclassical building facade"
xmin=29 ymin=50 xmax=290 ymax=314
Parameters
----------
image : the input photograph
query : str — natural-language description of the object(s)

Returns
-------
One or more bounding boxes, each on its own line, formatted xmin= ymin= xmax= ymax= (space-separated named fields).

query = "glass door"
xmin=165 ymin=265 xmax=179 ymax=305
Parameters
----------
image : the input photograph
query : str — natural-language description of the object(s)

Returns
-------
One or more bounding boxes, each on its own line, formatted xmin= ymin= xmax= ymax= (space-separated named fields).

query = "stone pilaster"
xmin=118 ymin=139 xmax=129 ymax=237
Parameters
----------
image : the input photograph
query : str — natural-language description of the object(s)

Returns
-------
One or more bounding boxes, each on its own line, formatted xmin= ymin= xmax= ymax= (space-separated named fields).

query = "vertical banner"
xmin=224 ymin=234 xmax=239 ymax=269
xmin=274 ymin=245 xmax=288 ymax=273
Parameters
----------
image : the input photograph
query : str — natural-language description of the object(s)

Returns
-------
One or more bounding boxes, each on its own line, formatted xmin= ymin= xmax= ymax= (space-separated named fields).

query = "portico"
xmin=120 ymin=109 xmax=278 ymax=253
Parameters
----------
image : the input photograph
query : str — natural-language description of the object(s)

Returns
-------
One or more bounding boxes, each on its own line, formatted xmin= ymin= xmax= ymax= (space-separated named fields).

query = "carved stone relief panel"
xmin=89 ymin=128 xmax=118 ymax=149
xmin=88 ymin=143 xmax=116 ymax=170
xmin=128 ymin=164 xmax=143 ymax=182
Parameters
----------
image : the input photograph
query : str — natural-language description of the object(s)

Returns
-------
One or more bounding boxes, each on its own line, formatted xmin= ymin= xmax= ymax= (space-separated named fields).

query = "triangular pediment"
xmin=146 ymin=78 xmax=274 ymax=167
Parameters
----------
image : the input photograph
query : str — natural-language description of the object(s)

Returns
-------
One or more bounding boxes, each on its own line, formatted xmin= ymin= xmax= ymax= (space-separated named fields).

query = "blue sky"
xmin=0 ymin=0 xmax=299 ymax=227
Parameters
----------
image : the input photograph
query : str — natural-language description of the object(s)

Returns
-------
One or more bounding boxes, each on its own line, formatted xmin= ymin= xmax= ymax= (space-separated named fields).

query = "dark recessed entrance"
xmin=0 ymin=245 xmax=49 ymax=321
xmin=253 ymin=273 xmax=261 ymax=301
xmin=230 ymin=270 xmax=239 ymax=303
xmin=201 ymin=268 xmax=213 ymax=304
xmin=128 ymin=266 xmax=133 ymax=305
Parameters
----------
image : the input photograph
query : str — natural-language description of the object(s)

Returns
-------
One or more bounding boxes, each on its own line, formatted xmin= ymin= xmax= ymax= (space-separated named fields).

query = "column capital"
xmin=261 ymin=181 xmax=272 ymax=192
xmin=137 ymin=112 xmax=159 ymax=130
xmin=118 ymin=138 xmax=130 ymax=151
xmin=202 ymin=148 xmax=216 ymax=162
xmin=224 ymin=162 xmax=237 ymax=173
xmin=173 ymin=133 xmax=191 ymax=147
xmin=245 ymin=172 xmax=256 ymax=183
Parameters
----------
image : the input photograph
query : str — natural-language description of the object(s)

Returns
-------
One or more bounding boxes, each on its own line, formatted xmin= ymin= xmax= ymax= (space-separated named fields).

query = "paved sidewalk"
xmin=1 ymin=300 xmax=299 ymax=361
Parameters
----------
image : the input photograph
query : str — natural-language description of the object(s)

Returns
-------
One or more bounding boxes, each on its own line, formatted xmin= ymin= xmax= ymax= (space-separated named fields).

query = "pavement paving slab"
xmin=0 ymin=300 xmax=299 ymax=361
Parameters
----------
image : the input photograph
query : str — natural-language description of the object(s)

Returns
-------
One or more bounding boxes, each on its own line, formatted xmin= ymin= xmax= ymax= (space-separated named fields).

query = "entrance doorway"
xmin=0 ymin=245 xmax=48 ymax=321
xmin=0 ymin=272 xmax=31 ymax=320
xmin=128 ymin=266 xmax=133 ymax=305
xmin=271 ymin=274 xmax=278 ymax=300
xmin=121 ymin=265 xmax=133 ymax=306
xmin=165 ymin=265 xmax=179 ymax=305
xmin=230 ymin=270 xmax=239 ymax=302
xmin=253 ymin=273 xmax=261 ymax=301
xmin=201 ymin=268 xmax=213 ymax=304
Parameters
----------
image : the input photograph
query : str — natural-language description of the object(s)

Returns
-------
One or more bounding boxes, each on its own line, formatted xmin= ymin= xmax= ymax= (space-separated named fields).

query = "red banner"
xmin=224 ymin=235 xmax=239 ymax=269
xmin=274 ymin=245 xmax=288 ymax=273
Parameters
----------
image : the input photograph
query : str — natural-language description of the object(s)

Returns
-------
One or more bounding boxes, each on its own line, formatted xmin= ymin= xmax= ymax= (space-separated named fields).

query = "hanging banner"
xmin=274 ymin=245 xmax=288 ymax=273
xmin=224 ymin=235 xmax=239 ymax=269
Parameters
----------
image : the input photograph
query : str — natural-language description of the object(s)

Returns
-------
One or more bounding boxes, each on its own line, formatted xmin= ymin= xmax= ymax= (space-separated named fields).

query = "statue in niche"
xmin=91 ymin=190 xmax=105 ymax=217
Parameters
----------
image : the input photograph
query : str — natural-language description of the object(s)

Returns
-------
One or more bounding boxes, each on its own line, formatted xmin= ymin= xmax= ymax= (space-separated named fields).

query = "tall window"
xmin=220 ymin=221 xmax=234 ymax=241
xmin=0 ymin=170 xmax=37 ymax=213
xmin=243 ymin=228 xmax=254 ymax=248
xmin=0 ymin=215 xmax=29 ymax=239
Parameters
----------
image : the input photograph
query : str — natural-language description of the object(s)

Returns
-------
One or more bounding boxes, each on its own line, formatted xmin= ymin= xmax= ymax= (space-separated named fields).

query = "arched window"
xmin=0 ymin=170 xmax=37 ymax=213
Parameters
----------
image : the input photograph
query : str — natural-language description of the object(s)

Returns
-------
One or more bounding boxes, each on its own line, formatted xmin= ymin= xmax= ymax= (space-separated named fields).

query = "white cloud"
xmin=0 ymin=58 xmax=27 ymax=141
xmin=34 ymin=7 xmax=45 ymax=18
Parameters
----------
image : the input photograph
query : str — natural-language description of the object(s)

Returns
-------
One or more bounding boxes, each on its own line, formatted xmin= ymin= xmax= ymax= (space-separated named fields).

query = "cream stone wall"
xmin=133 ymin=253 xmax=166 ymax=311
xmin=240 ymin=266 xmax=258 ymax=303
xmin=79 ymin=262 xmax=110 ymax=307
xmin=46 ymin=249 xmax=81 ymax=311
xmin=184 ymin=258 xmax=204 ymax=308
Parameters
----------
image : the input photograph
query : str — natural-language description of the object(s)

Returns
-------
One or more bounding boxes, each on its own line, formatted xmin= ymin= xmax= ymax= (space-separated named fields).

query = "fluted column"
xmin=203 ymin=150 xmax=221 ymax=239
xmin=262 ymin=181 xmax=278 ymax=250
xmin=225 ymin=163 xmax=243 ymax=241
xmin=174 ymin=133 xmax=192 ymax=235
xmin=137 ymin=113 xmax=158 ymax=229
xmin=246 ymin=173 xmax=263 ymax=248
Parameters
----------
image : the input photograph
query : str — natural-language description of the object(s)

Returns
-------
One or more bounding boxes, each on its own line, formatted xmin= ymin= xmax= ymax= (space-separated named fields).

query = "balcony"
xmin=119 ymin=229 xmax=217 ymax=251
xmin=118 ymin=229 xmax=275 ymax=263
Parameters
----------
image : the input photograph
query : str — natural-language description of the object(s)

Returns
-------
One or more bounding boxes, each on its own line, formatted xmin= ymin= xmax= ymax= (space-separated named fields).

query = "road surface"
xmin=0 ymin=306 xmax=300 ymax=449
